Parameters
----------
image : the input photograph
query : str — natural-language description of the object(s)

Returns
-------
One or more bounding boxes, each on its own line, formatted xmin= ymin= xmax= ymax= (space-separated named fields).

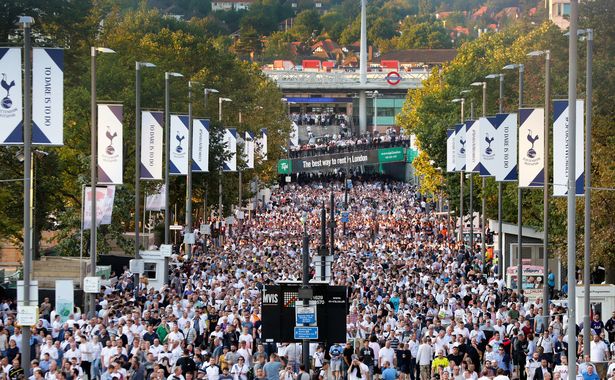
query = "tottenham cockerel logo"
xmin=1 ymin=73 xmax=16 ymax=110
xmin=175 ymin=133 xmax=185 ymax=153
xmin=105 ymin=127 xmax=118 ymax=155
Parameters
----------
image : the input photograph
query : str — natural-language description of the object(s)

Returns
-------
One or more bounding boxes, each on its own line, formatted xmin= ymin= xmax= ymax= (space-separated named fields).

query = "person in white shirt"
xmin=553 ymin=355 xmax=569 ymax=379
xmin=203 ymin=357 xmax=220 ymax=380
xmin=64 ymin=342 xmax=81 ymax=364
xmin=589 ymin=334 xmax=610 ymax=378
xmin=347 ymin=355 xmax=369 ymax=380
xmin=231 ymin=357 xmax=250 ymax=380
xmin=167 ymin=365 xmax=185 ymax=380
xmin=40 ymin=340 xmax=58 ymax=362
xmin=378 ymin=341 xmax=395 ymax=369
xmin=166 ymin=325 xmax=185 ymax=344
xmin=415 ymin=337 xmax=433 ymax=380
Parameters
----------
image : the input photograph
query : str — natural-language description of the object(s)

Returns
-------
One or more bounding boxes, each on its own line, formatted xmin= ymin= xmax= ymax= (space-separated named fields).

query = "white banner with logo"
xmin=553 ymin=99 xmax=584 ymax=196
xmin=465 ymin=120 xmax=480 ymax=173
xmin=518 ymin=108 xmax=545 ymax=188
xmin=245 ymin=131 xmax=255 ymax=169
xmin=0 ymin=48 xmax=23 ymax=144
xmin=478 ymin=117 xmax=496 ymax=177
xmin=32 ymin=48 xmax=64 ymax=145
xmin=258 ymin=128 xmax=268 ymax=160
xmin=223 ymin=128 xmax=237 ymax=172
xmin=192 ymin=119 xmax=210 ymax=172
xmin=97 ymin=104 xmax=123 ymax=184
xmin=140 ymin=111 xmax=163 ymax=180
xmin=454 ymin=123 xmax=466 ymax=172
xmin=446 ymin=129 xmax=455 ymax=173
xmin=170 ymin=115 xmax=189 ymax=176
xmin=493 ymin=113 xmax=518 ymax=182
xmin=83 ymin=186 xmax=115 ymax=229
xmin=55 ymin=280 xmax=74 ymax=322
xmin=290 ymin=122 xmax=299 ymax=147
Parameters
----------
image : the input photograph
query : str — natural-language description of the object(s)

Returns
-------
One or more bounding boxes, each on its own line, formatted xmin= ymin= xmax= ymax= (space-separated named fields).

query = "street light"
xmin=527 ymin=49 xmax=551 ymax=330
xmin=451 ymin=97 xmax=465 ymax=243
xmin=218 ymin=97 xmax=232 ymax=219
xmin=185 ymin=80 xmax=203 ymax=261
xmin=202 ymin=88 xmax=219 ymax=219
xmin=164 ymin=71 xmax=184 ymax=245
xmin=503 ymin=62 xmax=524 ymax=294
xmin=486 ymin=73 xmax=505 ymax=279
xmin=134 ymin=61 xmax=155 ymax=297
xmin=372 ymin=90 xmax=379 ymax=130
xmin=90 ymin=46 xmax=116 ymax=316
xmin=471 ymin=81 xmax=488 ymax=271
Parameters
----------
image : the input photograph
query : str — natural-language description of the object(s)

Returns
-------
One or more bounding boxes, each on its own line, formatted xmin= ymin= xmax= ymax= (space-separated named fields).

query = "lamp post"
xmin=164 ymin=72 xmax=184 ymax=245
xmin=451 ymin=96 xmax=466 ymax=243
xmin=134 ymin=61 xmax=155 ymax=297
xmin=471 ymin=81 xmax=487 ymax=271
xmin=18 ymin=15 xmax=34 ymax=370
xmin=373 ymin=90 xmax=379 ymax=131
xmin=503 ymin=62 xmax=525 ymax=293
xmin=578 ymin=27 xmax=593 ymax=357
xmin=218 ymin=97 xmax=232 ymax=219
xmin=486 ymin=73 xmax=504 ymax=278
xmin=566 ymin=2 xmax=579 ymax=377
xmin=90 ymin=46 xmax=116 ymax=315
xmin=202 ymin=88 xmax=219 ymax=218
xmin=186 ymin=80 xmax=202 ymax=260
xmin=528 ymin=48 xmax=551 ymax=331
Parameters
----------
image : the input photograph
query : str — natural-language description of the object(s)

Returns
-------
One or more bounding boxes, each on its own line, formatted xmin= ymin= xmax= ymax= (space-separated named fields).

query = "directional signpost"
xmin=294 ymin=326 xmax=319 ymax=340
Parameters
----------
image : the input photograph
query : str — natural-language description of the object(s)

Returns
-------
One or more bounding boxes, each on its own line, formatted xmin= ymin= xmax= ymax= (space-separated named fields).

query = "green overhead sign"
xmin=378 ymin=147 xmax=404 ymax=163
xmin=278 ymin=159 xmax=292 ymax=174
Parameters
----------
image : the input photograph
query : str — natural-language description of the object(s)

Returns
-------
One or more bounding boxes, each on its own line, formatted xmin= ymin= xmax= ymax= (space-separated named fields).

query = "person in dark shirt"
xmin=396 ymin=343 xmax=411 ymax=379
xmin=8 ymin=359 xmax=24 ymax=380
xmin=591 ymin=313 xmax=605 ymax=336
xmin=142 ymin=325 xmax=159 ymax=345
xmin=359 ymin=341 xmax=375 ymax=377
xmin=447 ymin=344 xmax=464 ymax=366
xmin=343 ymin=342 xmax=354 ymax=374
xmin=176 ymin=349 xmax=197 ymax=376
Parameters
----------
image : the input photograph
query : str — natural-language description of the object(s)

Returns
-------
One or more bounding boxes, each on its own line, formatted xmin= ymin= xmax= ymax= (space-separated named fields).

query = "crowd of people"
xmin=291 ymin=113 xmax=349 ymax=128
xmin=1 ymin=176 xmax=615 ymax=380
xmin=289 ymin=132 xmax=411 ymax=158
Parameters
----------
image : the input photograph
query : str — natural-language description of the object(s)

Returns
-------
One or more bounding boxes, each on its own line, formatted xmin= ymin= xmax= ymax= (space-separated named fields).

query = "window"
xmin=377 ymin=107 xmax=395 ymax=117
xmin=144 ymin=263 xmax=157 ymax=280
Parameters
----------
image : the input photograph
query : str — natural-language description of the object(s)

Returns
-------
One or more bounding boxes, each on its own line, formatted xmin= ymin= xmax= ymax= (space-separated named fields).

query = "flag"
xmin=553 ymin=99 xmax=584 ymax=196
xmin=446 ymin=129 xmax=455 ymax=173
xmin=223 ymin=128 xmax=237 ymax=171
xmin=289 ymin=122 xmax=299 ymax=147
xmin=192 ymin=119 xmax=209 ymax=172
xmin=97 ymin=104 xmax=123 ymax=184
xmin=465 ymin=120 xmax=480 ymax=173
xmin=32 ymin=48 xmax=63 ymax=145
xmin=454 ymin=123 xmax=466 ymax=171
xmin=518 ymin=108 xmax=545 ymax=188
xmin=169 ymin=115 xmax=189 ymax=176
xmin=82 ymin=186 xmax=115 ymax=229
xmin=140 ymin=111 xmax=164 ymax=180
xmin=245 ymin=131 xmax=255 ymax=169
xmin=258 ymin=128 xmax=268 ymax=160
xmin=0 ymin=48 xmax=23 ymax=144
xmin=479 ymin=117 xmax=496 ymax=177
xmin=145 ymin=187 xmax=166 ymax=211
xmin=493 ymin=113 xmax=518 ymax=182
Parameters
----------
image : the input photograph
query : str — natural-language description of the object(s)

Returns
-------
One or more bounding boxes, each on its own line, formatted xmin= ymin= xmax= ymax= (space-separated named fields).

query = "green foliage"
xmin=392 ymin=17 xmax=452 ymax=49
xmin=292 ymin=10 xmax=322 ymax=40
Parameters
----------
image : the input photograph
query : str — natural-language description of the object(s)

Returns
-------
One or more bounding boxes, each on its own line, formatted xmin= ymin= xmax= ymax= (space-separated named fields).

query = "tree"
xmin=292 ymin=10 xmax=322 ymax=40
xmin=393 ymin=17 xmax=452 ymax=49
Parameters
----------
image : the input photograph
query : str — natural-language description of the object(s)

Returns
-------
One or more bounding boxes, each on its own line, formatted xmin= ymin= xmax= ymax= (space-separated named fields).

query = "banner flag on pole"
xmin=465 ymin=120 xmax=480 ymax=173
xmin=192 ymin=118 xmax=209 ymax=172
xmin=258 ymin=128 xmax=268 ymax=160
xmin=245 ymin=131 xmax=255 ymax=169
xmin=289 ymin=122 xmax=299 ymax=147
xmin=479 ymin=117 xmax=496 ymax=177
xmin=140 ymin=111 xmax=163 ymax=180
xmin=493 ymin=113 xmax=518 ymax=182
xmin=169 ymin=114 xmax=189 ymax=176
xmin=0 ymin=48 xmax=23 ymax=144
xmin=32 ymin=48 xmax=64 ymax=145
xmin=454 ymin=123 xmax=466 ymax=171
xmin=518 ymin=108 xmax=545 ymax=188
xmin=446 ymin=129 xmax=455 ymax=173
xmin=553 ymin=99 xmax=584 ymax=196
xmin=97 ymin=104 xmax=123 ymax=184
xmin=82 ymin=186 xmax=115 ymax=229
xmin=223 ymin=128 xmax=237 ymax=172
xmin=145 ymin=186 xmax=165 ymax=211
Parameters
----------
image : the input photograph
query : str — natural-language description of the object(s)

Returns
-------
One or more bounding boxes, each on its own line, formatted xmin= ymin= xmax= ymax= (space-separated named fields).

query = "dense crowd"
xmin=289 ymin=133 xmax=411 ymax=158
xmin=291 ymin=113 xmax=349 ymax=127
xmin=1 ymin=176 xmax=615 ymax=380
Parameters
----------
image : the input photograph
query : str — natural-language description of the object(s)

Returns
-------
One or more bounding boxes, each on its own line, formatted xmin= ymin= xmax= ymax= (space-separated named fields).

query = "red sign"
xmin=385 ymin=71 xmax=402 ymax=85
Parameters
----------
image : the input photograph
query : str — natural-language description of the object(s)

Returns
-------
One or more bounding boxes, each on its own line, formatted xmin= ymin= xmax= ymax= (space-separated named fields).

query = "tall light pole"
xmin=528 ymin=48 xmax=551 ymax=330
xmin=218 ymin=97 xmax=232 ymax=219
xmin=164 ymin=72 xmax=184 ymax=245
xmin=567 ymin=2 xmax=579 ymax=377
xmin=18 ymin=15 xmax=34 ymax=370
xmin=134 ymin=61 xmax=155 ymax=297
xmin=90 ymin=46 xmax=116 ymax=315
xmin=186 ymin=81 xmax=201 ymax=260
xmin=486 ymin=73 xmax=505 ymax=278
xmin=358 ymin=0 xmax=367 ymax=134
xmin=503 ymin=62 xmax=524 ymax=293
xmin=578 ymin=27 xmax=593 ymax=357
xmin=471 ymin=81 xmax=487 ymax=272
xmin=452 ymin=95 xmax=467 ymax=243
xmin=202 ymin=88 xmax=219 ymax=218
xmin=373 ymin=90 xmax=379 ymax=130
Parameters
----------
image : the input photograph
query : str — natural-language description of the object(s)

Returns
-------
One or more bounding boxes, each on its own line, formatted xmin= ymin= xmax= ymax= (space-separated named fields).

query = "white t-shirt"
xmin=348 ymin=362 xmax=368 ymax=380
xmin=379 ymin=347 xmax=395 ymax=367
xmin=590 ymin=340 xmax=609 ymax=362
